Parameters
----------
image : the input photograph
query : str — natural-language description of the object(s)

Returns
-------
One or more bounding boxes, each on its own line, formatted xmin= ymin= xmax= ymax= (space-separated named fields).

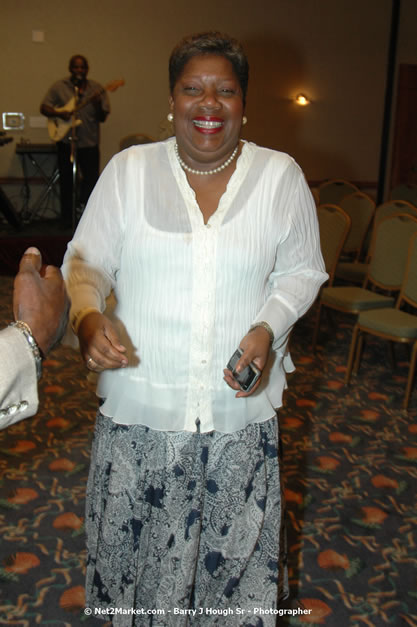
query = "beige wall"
xmin=1 ymin=0 xmax=416 ymax=187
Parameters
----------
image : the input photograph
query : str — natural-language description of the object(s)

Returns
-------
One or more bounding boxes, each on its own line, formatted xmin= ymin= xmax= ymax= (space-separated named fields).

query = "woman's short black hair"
xmin=169 ymin=32 xmax=249 ymax=106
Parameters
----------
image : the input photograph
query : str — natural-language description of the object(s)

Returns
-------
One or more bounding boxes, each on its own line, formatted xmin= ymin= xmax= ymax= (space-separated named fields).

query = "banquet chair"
xmin=335 ymin=191 xmax=375 ymax=262
xmin=316 ymin=204 xmax=351 ymax=286
xmin=345 ymin=230 xmax=417 ymax=409
xmin=390 ymin=183 xmax=417 ymax=207
xmin=119 ymin=133 xmax=155 ymax=151
xmin=312 ymin=213 xmax=417 ymax=350
xmin=318 ymin=179 xmax=359 ymax=205
xmin=375 ymin=198 xmax=417 ymax=222
xmin=334 ymin=199 xmax=417 ymax=286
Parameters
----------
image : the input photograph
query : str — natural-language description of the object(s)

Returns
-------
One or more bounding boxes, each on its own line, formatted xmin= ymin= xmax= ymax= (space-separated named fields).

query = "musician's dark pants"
xmin=57 ymin=142 xmax=99 ymax=228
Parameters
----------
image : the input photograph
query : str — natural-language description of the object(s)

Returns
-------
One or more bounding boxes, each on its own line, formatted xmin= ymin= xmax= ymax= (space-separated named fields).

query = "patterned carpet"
xmin=0 ymin=273 xmax=416 ymax=626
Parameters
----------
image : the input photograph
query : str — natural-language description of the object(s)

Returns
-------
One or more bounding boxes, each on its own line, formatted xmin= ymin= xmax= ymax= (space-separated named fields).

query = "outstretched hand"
xmin=223 ymin=326 xmax=271 ymax=397
xmin=77 ymin=311 xmax=128 ymax=372
xmin=13 ymin=247 xmax=69 ymax=355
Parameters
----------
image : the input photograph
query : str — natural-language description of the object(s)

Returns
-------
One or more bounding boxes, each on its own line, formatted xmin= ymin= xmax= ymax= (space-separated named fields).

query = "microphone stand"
xmin=69 ymin=85 xmax=79 ymax=231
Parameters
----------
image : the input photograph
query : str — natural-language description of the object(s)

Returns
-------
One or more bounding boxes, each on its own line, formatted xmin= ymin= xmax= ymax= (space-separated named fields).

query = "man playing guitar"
xmin=40 ymin=55 xmax=111 ymax=229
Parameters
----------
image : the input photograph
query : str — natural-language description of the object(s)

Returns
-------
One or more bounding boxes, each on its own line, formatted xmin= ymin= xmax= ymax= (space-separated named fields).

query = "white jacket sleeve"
xmin=0 ymin=326 xmax=38 ymax=428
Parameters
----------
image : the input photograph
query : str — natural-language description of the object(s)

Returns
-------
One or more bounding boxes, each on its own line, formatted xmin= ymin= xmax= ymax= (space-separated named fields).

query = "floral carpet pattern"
xmin=0 ymin=274 xmax=416 ymax=626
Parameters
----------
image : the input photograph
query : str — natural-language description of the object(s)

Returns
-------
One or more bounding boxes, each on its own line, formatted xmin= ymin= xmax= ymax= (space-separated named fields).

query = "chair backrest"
xmin=360 ymin=199 xmax=417 ymax=265
xmin=389 ymin=183 xmax=417 ymax=207
xmin=400 ymin=230 xmax=417 ymax=309
xmin=339 ymin=191 xmax=376 ymax=259
xmin=367 ymin=213 xmax=417 ymax=291
xmin=318 ymin=179 xmax=359 ymax=204
xmin=374 ymin=199 xmax=417 ymax=224
xmin=317 ymin=204 xmax=351 ymax=286
xmin=119 ymin=133 xmax=155 ymax=151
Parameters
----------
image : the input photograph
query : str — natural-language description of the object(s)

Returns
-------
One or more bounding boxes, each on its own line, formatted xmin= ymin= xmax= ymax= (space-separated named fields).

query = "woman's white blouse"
xmin=62 ymin=138 xmax=327 ymax=433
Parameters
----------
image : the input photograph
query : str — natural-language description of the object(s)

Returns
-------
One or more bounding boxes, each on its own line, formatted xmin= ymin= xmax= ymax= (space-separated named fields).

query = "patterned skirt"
xmin=85 ymin=411 xmax=288 ymax=626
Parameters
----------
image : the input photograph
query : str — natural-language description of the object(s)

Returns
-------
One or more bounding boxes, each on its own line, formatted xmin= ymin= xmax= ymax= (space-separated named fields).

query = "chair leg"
xmin=387 ymin=340 xmax=396 ymax=370
xmin=353 ymin=331 xmax=365 ymax=375
xmin=345 ymin=323 xmax=360 ymax=384
xmin=404 ymin=341 xmax=417 ymax=411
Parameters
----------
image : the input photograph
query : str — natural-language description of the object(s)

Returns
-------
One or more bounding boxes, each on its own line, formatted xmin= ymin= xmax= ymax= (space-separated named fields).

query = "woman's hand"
xmin=77 ymin=311 xmax=128 ymax=372
xmin=223 ymin=326 xmax=271 ymax=397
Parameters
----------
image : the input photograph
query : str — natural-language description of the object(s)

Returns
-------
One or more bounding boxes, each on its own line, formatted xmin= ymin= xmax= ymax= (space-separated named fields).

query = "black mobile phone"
xmin=226 ymin=348 xmax=261 ymax=393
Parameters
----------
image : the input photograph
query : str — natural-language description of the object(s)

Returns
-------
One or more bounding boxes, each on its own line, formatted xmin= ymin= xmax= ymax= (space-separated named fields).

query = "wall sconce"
xmin=295 ymin=93 xmax=311 ymax=106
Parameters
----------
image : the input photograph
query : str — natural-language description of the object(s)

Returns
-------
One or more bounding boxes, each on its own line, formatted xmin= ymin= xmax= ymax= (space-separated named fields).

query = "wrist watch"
xmin=9 ymin=320 xmax=43 ymax=380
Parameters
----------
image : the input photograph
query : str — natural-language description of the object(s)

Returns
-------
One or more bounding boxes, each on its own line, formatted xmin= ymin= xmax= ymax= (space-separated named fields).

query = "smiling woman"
xmin=169 ymin=54 xmax=244 ymax=178
xmin=62 ymin=31 xmax=328 ymax=625
xmin=168 ymin=36 xmax=248 ymax=223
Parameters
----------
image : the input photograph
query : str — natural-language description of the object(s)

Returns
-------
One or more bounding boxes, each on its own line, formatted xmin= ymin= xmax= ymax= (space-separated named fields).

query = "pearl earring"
xmin=242 ymin=116 xmax=247 ymax=126
xmin=167 ymin=113 xmax=174 ymax=122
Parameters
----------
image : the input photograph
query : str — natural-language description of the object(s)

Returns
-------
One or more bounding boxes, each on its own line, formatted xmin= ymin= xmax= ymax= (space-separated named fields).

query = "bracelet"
xmin=71 ymin=307 xmax=100 ymax=335
xmin=249 ymin=321 xmax=274 ymax=345
xmin=10 ymin=321 xmax=43 ymax=380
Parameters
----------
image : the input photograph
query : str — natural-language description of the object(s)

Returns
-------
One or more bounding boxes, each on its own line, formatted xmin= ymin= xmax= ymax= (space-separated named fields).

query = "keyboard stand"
xmin=16 ymin=142 xmax=60 ymax=222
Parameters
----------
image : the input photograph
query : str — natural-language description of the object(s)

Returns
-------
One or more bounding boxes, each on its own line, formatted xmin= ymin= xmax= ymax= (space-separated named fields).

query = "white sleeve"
xmin=62 ymin=156 xmax=124 ymax=322
xmin=0 ymin=326 xmax=38 ymax=428
xmin=253 ymin=165 xmax=328 ymax=350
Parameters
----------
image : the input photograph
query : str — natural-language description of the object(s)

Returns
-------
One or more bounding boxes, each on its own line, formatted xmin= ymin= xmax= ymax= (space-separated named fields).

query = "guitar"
xmin=47 ymin=79 xmax=125 ymax=142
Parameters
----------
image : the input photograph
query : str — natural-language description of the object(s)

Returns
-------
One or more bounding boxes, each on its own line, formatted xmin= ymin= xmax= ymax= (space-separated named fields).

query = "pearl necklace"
xmin=174 ymin=143 xmax=239 ymax=175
